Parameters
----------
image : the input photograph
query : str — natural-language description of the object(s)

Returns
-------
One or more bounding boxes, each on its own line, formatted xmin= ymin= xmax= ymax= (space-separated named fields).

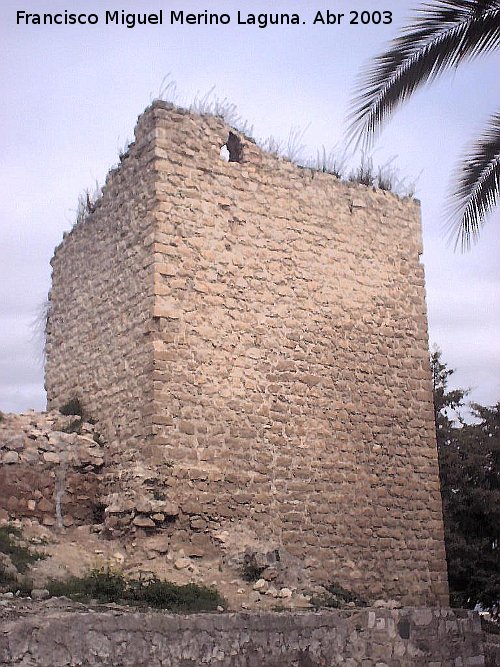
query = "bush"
xmin=0 ymin=562 xmax=17 ymax=587
xmin=47 ymin=567 xmax=226 ymax=612
xmin=59 ymin=398 xmax=84 ymax=418
xmin=241 ymin=554 xmax=266 ymax=582
xmin=132 ymin=579 xmax=226 ymax=612
xmin=48 ymin=567 xmax=126 ymax=602
xmin=0 ymin=525 xmax=45 ymax=573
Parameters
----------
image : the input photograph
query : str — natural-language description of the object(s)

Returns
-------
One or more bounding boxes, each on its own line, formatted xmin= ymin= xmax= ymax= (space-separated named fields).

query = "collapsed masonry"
xmin=44 ymin=100 xmax=449 ymax=606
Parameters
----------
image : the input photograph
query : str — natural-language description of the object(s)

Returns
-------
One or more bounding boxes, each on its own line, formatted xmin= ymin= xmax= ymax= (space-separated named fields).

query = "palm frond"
xmin=447 ymin=111 xmax=500 ymax=249
xmin=348 ymin=0 xmax=500 ymax=147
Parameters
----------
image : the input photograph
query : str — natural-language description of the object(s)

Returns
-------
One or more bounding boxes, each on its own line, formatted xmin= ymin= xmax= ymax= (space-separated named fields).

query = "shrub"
xmin=59 ymin=398 xmax=84 ymax=417
xmin=311 ymin=147 xmax=346 ymax=179
xmin=48 ymin=567 xmax=126 ymax=603
xmin=74 ymin=182 xmax=102 ymax=227
xmin=132 ymin=579 xmax=226 ymax=612
xmin=241 ymin=554 xmax=266 ymax=582
xmin=47 ymin=568 xmax=226 ymax=612
xmin=0 ymin=562 xmax=17 ymax=587
xmin=482 ymin=617 xmax=500 ymax=634
xmin=0 ymin=410 xmax=4 ymax=423
xmin=0 ymin=525 xmax=45 ymax=573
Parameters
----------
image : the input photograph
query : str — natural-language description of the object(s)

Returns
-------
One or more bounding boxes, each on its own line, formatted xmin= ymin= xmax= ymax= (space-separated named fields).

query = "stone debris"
xmin=174 ymin=557 xmax=191 ymax=570
xmin=278 ymin=587 xmax=293 ymax=598
xmin=30 ymin=588 xmax=50 ymax=601
xmin=2 ymin=451 xmax=19 ymax=464
xmin=252 ymin=579 xmax=267 ymax=592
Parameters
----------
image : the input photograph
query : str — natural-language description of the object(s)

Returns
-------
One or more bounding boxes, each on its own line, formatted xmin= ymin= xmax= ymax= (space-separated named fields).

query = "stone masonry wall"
xmin=46 ymin=101 xmax=449 ymax=606
xmin=147 ymin=103 xmax=448 ymax=605
xmin=45 ymin=112 xmax=157 ymax=452
xmin=0 ymin=606 xmax=487 ymax=667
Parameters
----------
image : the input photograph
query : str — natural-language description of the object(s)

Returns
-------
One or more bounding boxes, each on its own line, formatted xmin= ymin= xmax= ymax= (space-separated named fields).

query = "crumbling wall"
xmin=45 ymin=101 xmax=449 ymax=606
xmin=0 ymin=412 xmax=104 ymax=527
xmin=44 ymin=113 xmax=158 ymax=451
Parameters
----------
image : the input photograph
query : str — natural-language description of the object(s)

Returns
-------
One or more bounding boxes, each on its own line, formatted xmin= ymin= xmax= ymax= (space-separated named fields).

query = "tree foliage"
xmin=349 ymin=0 xmax=500 ymax=248
xmin=431 ymin=349 xmax=500 ymax=613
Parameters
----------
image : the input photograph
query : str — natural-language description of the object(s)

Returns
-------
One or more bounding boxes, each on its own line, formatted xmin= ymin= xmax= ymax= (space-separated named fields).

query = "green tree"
xmin=431 ymin=349 xmax=500 ymax=613
xmin=349 ymin=0 xmax=500 ymax=248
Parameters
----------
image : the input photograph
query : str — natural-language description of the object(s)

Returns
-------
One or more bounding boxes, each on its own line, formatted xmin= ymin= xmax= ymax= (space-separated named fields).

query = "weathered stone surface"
xmin=2 ymin=452 xmax=19 ymax=464
xmin=132 ymin=516 xmax=155 ymax=528
xmin=42 ymin=452 xmax=60 ymax=464
xmin=43 ymin=101 xmax=448 ymax=606
xmin=30 ymin=589 xmax=50 ymax=601
xmin=174 ymin=557 xmax=191 ymax=570
xmin=189 ymin=516 xmax=207 ymax=531
xmin=135 ymin=499 xmax=152 ymax=514
xmin=155 ymin=502 xmax=178 ymax=517
xmin=143 ymin=536 xmax=170 ymax=554
xmin=0 ymin=605 xmax=487 ymax=667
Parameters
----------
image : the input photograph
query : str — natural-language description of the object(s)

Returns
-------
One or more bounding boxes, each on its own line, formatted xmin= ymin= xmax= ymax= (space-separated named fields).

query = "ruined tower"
xmin=45 ymin=101 xmax=449 ymax=605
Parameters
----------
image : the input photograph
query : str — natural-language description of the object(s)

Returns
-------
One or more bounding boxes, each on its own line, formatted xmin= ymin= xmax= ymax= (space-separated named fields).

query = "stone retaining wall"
xmin=0 ymin=605 xmax=486 ymax=666
xmin=484 ymin=632 xmax=500 ymax=667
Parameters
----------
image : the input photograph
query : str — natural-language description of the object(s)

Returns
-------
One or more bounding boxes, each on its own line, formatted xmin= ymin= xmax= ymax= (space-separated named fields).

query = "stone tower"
xmin=46 ymin=101 xmax=449 ymax=605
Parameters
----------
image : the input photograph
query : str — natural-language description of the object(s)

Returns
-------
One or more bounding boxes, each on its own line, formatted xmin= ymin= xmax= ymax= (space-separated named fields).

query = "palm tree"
xmin=348 ymin=0 xmax=500 ymax=249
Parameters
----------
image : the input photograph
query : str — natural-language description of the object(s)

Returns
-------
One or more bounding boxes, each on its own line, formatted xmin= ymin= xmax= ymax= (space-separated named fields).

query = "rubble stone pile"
xmin=0 ymin=411 xmax=105 ymax=528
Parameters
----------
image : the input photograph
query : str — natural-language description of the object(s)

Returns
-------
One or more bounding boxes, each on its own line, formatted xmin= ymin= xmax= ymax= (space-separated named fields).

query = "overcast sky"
xmin=1 ymin=0 xmax=499 ymax=414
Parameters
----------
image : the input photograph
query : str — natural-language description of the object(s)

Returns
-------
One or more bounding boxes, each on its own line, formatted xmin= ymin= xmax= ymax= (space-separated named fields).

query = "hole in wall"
xmin=92 ymin=503 xmax=106 ymax=524
xmin=220 ymin=132 xmax=244 ymax=163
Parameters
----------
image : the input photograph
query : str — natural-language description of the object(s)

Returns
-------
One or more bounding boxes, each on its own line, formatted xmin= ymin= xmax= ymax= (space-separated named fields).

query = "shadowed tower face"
xmin=45 ymin=101 xmax=449 ymax=606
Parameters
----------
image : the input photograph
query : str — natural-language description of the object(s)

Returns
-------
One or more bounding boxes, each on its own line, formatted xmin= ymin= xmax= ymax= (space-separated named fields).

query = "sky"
xmin=1 ymin=0 xmax=499 ymax=414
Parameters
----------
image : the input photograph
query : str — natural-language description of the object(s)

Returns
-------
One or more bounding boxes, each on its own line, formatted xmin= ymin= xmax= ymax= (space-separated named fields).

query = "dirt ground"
xmin=6 ymin=518 xmax=314 ymax=611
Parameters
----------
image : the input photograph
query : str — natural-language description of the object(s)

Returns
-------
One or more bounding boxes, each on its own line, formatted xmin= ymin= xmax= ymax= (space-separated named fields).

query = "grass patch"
xmin=47 ymin=567 xmax=226 ymax=612
xmin=0 ymin=525 xmax=45 ymax=574
xmin=152 ymin=79 xmax=415 ymax=199
xmin=74 ymin=181 xmax=102 ymax=227
xmin=348 ymin=154 xmax=377 ymax=187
